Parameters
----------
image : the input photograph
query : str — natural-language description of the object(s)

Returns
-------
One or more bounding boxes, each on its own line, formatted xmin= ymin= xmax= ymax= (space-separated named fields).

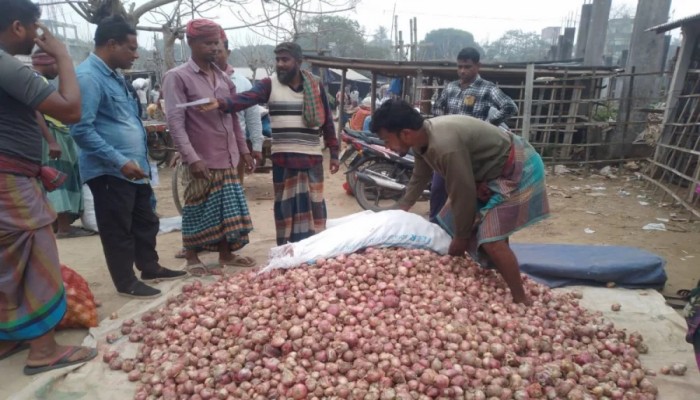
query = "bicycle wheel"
xmin=149 ymin=132 xmax=173 ymax=167
xmin=171 ymin=162 xmax=188 ymax=215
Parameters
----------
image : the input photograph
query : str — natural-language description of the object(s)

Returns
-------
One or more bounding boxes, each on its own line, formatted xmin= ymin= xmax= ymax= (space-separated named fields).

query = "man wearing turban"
xmin=163 ymin=19 xmax=256 ymax=271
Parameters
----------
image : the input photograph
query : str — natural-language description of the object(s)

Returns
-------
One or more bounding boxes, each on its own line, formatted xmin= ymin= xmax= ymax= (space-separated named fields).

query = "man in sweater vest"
xmin=205 ymin=42 xmax=340 ymax=245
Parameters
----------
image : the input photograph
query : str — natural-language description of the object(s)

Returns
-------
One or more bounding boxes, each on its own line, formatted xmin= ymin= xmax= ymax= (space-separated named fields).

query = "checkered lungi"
xmin=181 ymin=167 xmax=252 ymax=252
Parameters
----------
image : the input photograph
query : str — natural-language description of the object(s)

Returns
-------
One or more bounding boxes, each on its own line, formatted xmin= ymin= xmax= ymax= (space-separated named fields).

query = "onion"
xmin=670 ymin=363 xmax=687 ymax=376
xmin=97 ymin=247 xmax=657 ymax=398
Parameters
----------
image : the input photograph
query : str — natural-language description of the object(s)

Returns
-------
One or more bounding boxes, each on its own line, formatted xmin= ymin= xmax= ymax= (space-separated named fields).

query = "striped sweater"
xmin=268 ymin=77 xmax=323 ymax=156
xmin=220 ymin=75 xmax=339 ymax=169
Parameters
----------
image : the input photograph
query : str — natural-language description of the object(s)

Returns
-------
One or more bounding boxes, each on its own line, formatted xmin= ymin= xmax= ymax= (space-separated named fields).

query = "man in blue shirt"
xmin=71 ymin=16 xmax=185 ymax=298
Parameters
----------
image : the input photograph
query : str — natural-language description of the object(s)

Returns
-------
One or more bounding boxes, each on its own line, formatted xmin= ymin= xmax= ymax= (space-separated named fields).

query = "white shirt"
xmin=230 ymin=69 xmax=263 ymax=152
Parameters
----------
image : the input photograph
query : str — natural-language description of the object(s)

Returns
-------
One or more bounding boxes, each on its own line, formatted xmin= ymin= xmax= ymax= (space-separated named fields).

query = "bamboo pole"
xmin=337 ymin=69 xmax=347 ymax=141
xmin=521 ymin=64 xmax=535 ymax=142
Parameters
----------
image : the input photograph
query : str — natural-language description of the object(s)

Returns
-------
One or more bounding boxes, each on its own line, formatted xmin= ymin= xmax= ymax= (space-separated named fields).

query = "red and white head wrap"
xmin=186 ymin=19 xmax=221 ymax=41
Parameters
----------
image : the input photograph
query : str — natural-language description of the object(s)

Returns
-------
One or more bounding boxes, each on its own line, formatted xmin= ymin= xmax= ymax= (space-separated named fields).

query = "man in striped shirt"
xmin=210 ymin=42 xmax=340 ymax=245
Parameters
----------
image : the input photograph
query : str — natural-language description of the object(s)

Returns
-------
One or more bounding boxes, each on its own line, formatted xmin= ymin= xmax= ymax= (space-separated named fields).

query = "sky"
xmin=43 ymin=0 xmax=697 ymax=49
xmin=351 ymin=0 xmax=696 ymax=44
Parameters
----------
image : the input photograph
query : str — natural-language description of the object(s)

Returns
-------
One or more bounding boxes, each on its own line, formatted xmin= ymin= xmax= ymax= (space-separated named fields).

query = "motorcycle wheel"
xmin=171 ymin=162 xmax=188 ymax=215
xmin=149 ymin=131 xmax=173 ymax=167
xmin=353 ymin=162 xmax=408 ymax=212
xmin=345 ymin=156 xmax=381 ymax=196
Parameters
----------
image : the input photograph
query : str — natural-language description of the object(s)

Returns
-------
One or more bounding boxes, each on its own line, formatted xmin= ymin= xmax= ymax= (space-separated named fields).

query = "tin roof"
xmin=646 ymin=12 xmax=700 ymax=33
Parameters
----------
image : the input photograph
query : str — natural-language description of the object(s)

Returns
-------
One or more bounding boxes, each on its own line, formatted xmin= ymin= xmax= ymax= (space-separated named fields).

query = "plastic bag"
xmin=81 ymin=184 xmax=98 ymax=232
xmin=57 ymin=265 xmax=98 ymax=330
xmin=263 ymin=210 xmax=451 ymax=272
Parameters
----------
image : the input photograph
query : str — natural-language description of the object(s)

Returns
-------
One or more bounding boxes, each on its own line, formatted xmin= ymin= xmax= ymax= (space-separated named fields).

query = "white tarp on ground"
xmin=9 ymin=283 xmax=699 ymax=400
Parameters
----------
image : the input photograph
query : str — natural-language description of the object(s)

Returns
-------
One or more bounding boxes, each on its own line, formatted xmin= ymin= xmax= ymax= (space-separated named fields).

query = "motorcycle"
xmin=340 ymin=128 xmax=385 ymax=193
xmin=346 ymin=134 xmax=430 ymax=211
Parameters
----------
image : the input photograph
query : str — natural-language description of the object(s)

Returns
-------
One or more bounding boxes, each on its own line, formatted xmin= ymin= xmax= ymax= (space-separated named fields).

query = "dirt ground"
xmin=1 ymin=161 xmax=699 ymax=398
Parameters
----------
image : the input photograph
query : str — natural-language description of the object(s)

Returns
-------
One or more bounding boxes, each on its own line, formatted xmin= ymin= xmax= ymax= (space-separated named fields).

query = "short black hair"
xmin=1 ymin=0 xmax=41 ymax=32
xmin=457 ymin=47 xmax=480 ymax=63
xmin=94 ymin=15 xmax=136 ymax=47
xmin=370 ymin=99 xmax=424 ymax=134
xmin=274 ymin=42 xmax=303 ymax=61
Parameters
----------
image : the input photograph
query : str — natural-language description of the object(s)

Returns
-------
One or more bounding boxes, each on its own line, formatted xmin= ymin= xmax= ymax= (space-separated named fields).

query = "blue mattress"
xmin=512 ymin=243 xmax=667 ymax=289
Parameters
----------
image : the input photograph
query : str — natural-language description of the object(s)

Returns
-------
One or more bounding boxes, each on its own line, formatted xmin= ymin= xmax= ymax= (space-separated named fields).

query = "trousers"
xmin=87 ymin=175 xmax=160 ymax=291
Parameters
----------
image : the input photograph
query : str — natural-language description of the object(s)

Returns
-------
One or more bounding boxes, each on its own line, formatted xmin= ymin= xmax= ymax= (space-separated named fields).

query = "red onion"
xmin=99 ymin=248 xmax=657 ymax=398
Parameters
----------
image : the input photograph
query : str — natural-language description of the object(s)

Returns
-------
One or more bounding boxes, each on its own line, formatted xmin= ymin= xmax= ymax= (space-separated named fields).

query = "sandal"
xmin=23 ymin=346 xmax=97 ymax=376
xmin=185 ymin=263 xmax=209 ymax=275
xmin=219 ymin=254 xmax=256 ymax=268
xmin=0 ymin=341 xmax=29 ymax=361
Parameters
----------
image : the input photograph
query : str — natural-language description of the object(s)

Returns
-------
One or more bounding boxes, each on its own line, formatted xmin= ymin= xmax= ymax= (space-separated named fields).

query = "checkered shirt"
xmin=432 ymin=76 xmax=518 ymax=125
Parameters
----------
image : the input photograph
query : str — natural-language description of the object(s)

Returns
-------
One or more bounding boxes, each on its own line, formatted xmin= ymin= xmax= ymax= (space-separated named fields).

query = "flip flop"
xmin=23 ymin=346 xmax=97 ymax=376
xmin=0 ymin=341 xmax=29 ymax=361
xmin=219 ymin=254 xmax=256 ymax=268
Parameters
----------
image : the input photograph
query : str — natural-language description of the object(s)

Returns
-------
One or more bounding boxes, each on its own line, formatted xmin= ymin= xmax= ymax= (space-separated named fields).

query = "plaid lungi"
xmin=437 ymin=134 xmax=549 ymax=254
xmin=181 ymin=167 xmax=252 ymax=252
xmin=683 ymin=286 xmax=700 ymax=372
xmin=0 ymin=173 xmax=67 ymax=340
xmin=273 ymin=163 xmax=326 ymax=245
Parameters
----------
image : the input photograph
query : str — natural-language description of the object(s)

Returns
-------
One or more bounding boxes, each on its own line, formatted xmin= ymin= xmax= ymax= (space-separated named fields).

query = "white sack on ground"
xmin=263 ymin=210 xmax=451 ymax=272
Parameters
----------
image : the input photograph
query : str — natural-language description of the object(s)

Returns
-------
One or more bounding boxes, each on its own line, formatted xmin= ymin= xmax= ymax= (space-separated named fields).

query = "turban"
xmin=220 ymin=27 xmax=227 ymax=42
xmin=31 ymin=51 xmax=56 ymax=66
xmin=186 ymin=19 xmax=221 ymax=40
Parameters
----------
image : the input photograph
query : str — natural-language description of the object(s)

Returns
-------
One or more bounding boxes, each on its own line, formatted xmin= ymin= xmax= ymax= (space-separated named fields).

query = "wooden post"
xmin=521 ymin=63 xmax=535 ymax=142
xmin=413 ymin=70 xmax=423 ymax=109
xmin=337 ymin=69 xmax=347 ymax=140
xmin=370 ymin=73 xmax=377 ymax=113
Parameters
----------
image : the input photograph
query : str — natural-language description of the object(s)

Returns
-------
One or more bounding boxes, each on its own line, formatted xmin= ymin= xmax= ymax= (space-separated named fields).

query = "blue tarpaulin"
xmin=512 ymin=243 xmax=667 ymax=289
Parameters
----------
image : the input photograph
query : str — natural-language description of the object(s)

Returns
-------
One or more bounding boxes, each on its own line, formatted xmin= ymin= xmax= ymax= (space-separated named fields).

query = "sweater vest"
xmin=268 ymin=77 xmax=323 ymax=156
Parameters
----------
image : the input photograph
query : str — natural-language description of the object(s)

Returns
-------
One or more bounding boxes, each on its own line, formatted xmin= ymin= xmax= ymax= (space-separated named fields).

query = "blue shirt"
xmin=71 ymin=53 xmax=150 ymax=184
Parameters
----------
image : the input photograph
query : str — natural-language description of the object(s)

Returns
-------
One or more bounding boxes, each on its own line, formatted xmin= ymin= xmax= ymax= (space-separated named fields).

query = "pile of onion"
xmin=102 ymin=247 xmax=658 ymax=399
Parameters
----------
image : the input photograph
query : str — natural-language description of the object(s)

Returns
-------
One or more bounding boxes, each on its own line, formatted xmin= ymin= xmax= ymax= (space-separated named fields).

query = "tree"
xmin=483 ymin=30 xmax=550 ymax=63
xmin=364 ymin=26 xmax=392 ymax=60
xmin=419 ymin=28 xmax=482 ymax=61
xmin=64 ymin=0 xmax=226 ymax=72
xmin=295 ymin=15 xmax=365 ymax=57
xmin=370 ymin=26 xmax=391 ymax=48
xmin=229 ymin=0 xmax=359 ymax=43
xmin=63 ymin=0 xmax=358 ymax=72
xmin=230 ymin=35 xmax=275 ymax=80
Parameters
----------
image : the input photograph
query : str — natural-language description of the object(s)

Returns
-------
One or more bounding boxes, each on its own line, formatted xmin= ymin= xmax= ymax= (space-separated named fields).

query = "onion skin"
xmin=97 ymin=248 xmax=658 ymax=398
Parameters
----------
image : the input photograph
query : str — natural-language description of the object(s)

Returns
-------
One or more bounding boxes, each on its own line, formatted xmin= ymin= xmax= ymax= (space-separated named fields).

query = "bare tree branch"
xmin=132 ymin=0 xmax=178 ymax=21
xmin=41 ymin=1 xmax=88 ymax=6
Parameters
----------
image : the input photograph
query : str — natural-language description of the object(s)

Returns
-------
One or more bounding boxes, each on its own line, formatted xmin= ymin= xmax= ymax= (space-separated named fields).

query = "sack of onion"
xmin=57 ymin=264 xmax=98 ymax=329
xmin=102 ymin=247 xmax=659 ymax=399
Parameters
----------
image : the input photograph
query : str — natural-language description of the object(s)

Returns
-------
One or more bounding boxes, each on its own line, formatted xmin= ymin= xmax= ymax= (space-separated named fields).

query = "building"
xmin=541 ymin=27 xmax=561 ymax=45
xmin=605 ymin=17 xmax=634 ymax=65
xmin=40 ymin=19 xmax=92 ymax=66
